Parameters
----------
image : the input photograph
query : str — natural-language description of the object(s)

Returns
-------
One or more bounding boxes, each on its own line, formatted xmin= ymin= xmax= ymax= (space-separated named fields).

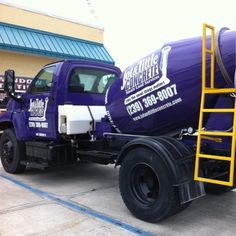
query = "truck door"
xmin=58 ymin=66 xmax=117 ymax=135
xmin=23 ymin=65 xmax=57 ymax=139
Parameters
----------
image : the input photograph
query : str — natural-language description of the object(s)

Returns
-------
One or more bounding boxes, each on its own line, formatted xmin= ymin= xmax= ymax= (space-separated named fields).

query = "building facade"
xmin=0 ymin=2 xmax=114 ymax=103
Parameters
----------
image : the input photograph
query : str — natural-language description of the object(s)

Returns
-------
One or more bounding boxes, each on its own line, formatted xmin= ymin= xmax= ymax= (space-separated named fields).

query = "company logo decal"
xmin=121 ymin=46 xmax=172 ymax=97
xmin=28 ymin=97 xmax=49 ymax=121
xmin=122 ymin=46 xmax=183 ymax=121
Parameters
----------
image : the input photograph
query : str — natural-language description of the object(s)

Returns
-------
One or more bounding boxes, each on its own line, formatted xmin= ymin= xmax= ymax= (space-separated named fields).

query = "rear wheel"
xmin=119 ymin=147 xmax=177 ymax=222
xmin=0 ymin=129 xmax=26 ymax=174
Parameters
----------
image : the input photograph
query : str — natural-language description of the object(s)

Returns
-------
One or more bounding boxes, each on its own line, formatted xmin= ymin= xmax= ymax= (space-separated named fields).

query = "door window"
xmin=68 ymin=68 xmax=116 ymax=94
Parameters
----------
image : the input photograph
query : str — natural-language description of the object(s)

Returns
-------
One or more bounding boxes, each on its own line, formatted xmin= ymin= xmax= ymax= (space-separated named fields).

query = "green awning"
xmin=0 ymin=22 xmax=114 ymax=64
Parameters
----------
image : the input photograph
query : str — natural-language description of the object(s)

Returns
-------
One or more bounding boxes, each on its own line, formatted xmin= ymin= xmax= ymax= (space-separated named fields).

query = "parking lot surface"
xmin=1 ymin=162 xmax=236 ymax=236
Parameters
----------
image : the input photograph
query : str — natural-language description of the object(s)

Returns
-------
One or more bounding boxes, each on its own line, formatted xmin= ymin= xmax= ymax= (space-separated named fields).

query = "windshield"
xmin=30 ymin=66 xmax=55 ymax=94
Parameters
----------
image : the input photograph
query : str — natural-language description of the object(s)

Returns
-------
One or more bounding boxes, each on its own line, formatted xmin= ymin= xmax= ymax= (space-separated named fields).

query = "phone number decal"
xmin=126 ymin=84 xmax=180 ymax=116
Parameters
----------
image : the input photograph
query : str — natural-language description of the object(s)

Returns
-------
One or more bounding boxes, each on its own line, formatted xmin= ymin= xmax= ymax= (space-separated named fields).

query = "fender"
xmin=12 ymin=111 xmax=31 ymax=140
xmin=116 ymin=137 xmax=193 ymax=186
xmin=0 ymin=111 xmax=14 ymax=131
xmin=0 ymin=110 xmax=30 ymax=140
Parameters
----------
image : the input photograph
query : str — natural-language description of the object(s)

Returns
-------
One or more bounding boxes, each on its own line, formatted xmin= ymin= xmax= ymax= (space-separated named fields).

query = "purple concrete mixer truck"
xmin=0 ymin=24 xmax=235 ymax=222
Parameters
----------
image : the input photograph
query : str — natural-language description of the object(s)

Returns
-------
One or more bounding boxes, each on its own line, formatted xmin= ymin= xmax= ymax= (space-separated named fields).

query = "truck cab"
xmin=1 ymin=60 xmax=121 ymax=141
xmin=0 ymin=60 xmax=121 ymax=171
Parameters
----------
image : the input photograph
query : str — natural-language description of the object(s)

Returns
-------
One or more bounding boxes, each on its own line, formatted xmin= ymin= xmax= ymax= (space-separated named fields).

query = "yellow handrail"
xmin=202 ymin=23 xmax=215 ymax=89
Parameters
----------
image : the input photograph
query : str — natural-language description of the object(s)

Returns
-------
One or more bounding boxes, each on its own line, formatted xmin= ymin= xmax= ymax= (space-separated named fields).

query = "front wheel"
xmin=119 ymin=147 xmax=177 ymax=222
xmin=0 ymin=129 xmax=26 ymax=174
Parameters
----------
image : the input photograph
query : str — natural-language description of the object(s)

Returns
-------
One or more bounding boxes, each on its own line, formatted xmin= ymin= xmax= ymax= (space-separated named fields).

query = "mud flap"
xmin=178 ymin=180 xmax=206 ymax=204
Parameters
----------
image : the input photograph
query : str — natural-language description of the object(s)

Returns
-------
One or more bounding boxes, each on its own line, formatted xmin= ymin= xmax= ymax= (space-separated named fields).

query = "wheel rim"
xmin=130 ymin=163 xmax=160 ymax=206
xmin=2 ymin=139 xmax=14 ymax=164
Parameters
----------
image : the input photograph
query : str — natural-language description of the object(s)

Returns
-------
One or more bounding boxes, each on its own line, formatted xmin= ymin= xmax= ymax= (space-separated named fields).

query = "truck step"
xmin=25 ymin=141 xmax=77 ymax=167
xmin=20 ymin=161 xmax=49 ymax=170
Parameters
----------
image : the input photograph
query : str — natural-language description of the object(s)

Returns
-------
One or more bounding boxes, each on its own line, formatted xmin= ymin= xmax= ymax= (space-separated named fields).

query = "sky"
xmin=1 ymin=0 xmax=236 ymax=69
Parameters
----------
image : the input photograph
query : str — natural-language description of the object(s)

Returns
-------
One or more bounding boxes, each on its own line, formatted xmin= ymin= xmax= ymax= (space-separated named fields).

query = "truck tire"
xmin=0 ymin=129 xmax=26 ymax=174
xmin=119 ymin=146 xmax=178 ymax=222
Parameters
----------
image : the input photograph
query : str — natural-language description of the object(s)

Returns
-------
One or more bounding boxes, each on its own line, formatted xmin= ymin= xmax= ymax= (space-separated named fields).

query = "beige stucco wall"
xmin=0 ymin=3 xmax=104 ymax=84
xmin=0 ymin=3 xmax=103 ymax=43
xmin=0 ymin=50 xmax=57 ymax=78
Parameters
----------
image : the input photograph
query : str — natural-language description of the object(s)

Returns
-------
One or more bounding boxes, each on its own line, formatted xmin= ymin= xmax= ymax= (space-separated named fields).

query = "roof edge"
xmin=0 ymin=46 xmax=115 ymax=65
xmin=0 ymin=22 xmax=104 ymax=46
xmin=0 ymin=0 xmax=104 ymax=31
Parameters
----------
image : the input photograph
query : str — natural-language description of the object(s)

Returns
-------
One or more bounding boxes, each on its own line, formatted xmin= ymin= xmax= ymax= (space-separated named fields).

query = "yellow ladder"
xmin=194 ymin=23 xmax=236 ymax=186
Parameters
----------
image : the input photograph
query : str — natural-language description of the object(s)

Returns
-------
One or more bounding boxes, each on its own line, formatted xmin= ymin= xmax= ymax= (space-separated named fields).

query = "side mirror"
xmin=4 ymin=70 xmax=15 ymax=95
xmin=3 ymin=70 xmax=22 ymax=103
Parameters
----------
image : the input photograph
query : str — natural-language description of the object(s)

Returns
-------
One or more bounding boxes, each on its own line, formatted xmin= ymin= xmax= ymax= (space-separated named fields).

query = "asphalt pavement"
xmin=1 ymin=162 xmax=236 ymax=236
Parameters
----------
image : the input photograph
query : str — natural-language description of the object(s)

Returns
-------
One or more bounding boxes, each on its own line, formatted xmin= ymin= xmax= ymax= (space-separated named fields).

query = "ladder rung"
xmin=204 ymin=23 xmax=215 ymax=30
xmin=199 ymin=130 xmax=233 ymax=136
xmin=204 ymin=88 xmax=236 ymax=94
xmin=205 ymin=49 xmax=214 ymax=54
xmin=202 ymin=108 xmax=235 ymax=113
xmin=197 ymin=153 xmax=231 ymax=161
xmin=195 ymin=177 xmax=233 ymax=186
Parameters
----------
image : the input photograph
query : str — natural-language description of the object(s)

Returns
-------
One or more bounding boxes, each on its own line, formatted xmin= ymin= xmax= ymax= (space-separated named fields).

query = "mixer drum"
xmin=106 ymin=30 xmax=235 ymax=135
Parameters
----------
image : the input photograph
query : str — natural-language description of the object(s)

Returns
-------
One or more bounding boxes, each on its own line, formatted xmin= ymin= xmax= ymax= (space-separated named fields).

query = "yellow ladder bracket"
xmin=194 ymin=23 xmax=236 ymax=187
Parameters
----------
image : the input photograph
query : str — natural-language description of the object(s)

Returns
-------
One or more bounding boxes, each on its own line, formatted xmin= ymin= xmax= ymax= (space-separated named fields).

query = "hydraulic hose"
xmin=215 ymin=27 xmax=233 ymax=85
xmin=214 ymin=27 xmax=235 ymax=132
